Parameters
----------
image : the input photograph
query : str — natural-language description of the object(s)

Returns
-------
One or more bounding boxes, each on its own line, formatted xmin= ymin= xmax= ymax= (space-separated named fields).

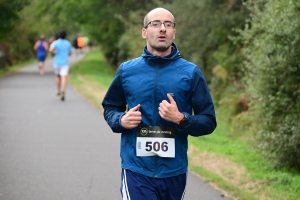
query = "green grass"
xmin=69 ymin=49 xmax=116 ymax=87
xmin=70 ymin=49 xmax=300 ymax=200
xmin=189 ymin=102 xmax=300 ymax=200
xmin=0 ymin=58 xmax=36 ymax=77
xmin=190 ymin=165 xmax=258 ymax=200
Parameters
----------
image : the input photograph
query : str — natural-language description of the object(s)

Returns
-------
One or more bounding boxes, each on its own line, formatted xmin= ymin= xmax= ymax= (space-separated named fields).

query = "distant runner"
xmin=49 ymin=30 xmax=72 ymax=101
xmin=77 ymin=36 xmax=85 ymax=54
xmin=33 ymin=35 xmax=48 ymax=75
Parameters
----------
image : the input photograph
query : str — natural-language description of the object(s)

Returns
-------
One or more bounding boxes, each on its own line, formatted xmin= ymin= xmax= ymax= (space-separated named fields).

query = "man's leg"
xmin=38 ymin=55 xmax=46 ymax=75
xmin=60 ymin=75 xmax=67 ymax=101
xmin=59 ymin=66 xmax=69 ymax=101
xmin=157 ymin=173 xmax=187 ymax=200
xmin=61 ymin=75 xmax=68 ymax=92
xmin=121 ymin=169 xmax=158 ymax=200
xmin=39 ymin=61 xmax=45 ymax=75
xmin=56 ymin=75 xmax=61 ymax=95
xmin=121 ymin=169 xmax=187 ymax=200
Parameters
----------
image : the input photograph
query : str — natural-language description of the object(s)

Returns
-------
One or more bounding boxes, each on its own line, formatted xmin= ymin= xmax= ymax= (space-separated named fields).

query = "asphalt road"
xmin=0 ymin=53 xmax=232 ymax=200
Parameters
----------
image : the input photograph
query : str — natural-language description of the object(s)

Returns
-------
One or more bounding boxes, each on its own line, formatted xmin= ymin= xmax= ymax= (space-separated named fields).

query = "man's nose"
xmin=160 ymin=23 xmax=167 ymax=31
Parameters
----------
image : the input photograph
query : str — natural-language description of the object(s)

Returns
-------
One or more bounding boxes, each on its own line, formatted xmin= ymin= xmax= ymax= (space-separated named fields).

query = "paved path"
xmin=0 ymin=54 xmax=232 ymax=200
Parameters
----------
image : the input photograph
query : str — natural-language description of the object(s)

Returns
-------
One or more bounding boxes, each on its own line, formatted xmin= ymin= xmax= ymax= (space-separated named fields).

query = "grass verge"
xmin=69 ymin=49 xmax=300 ymax=200
xmin=69 ymin=48 xmax=116 ymax=111
xmin=0 ymin=59 xmax=36 ymax=77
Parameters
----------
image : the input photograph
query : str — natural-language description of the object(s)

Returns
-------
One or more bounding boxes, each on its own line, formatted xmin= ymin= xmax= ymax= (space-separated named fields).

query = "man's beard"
xmin=151 ymin=43 xmax=171 ymax=52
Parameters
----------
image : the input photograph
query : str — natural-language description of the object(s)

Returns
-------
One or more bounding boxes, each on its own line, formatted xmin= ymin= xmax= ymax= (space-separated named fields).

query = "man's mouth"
xmin=158 ymin=36 xmax=166 ymax=41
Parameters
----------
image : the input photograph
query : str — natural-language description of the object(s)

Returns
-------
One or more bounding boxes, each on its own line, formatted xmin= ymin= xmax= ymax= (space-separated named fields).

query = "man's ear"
xmin=173 ymin=29 xmax=176 ymax=39
xmin=142 ymin=28 xmax=147 ymax=39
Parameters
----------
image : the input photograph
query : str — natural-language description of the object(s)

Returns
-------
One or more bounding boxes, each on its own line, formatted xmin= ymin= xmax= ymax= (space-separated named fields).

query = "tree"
xmin=74 ymin=0 xmax=172 ymax=67
xmin=0 ymin=0 xmax=29 ymax=41
xmin=240 ymin=0 xmax=300 ymax=170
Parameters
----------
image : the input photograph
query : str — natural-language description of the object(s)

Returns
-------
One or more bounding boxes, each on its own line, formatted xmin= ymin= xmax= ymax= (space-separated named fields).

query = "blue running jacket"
xmin=102 ymin=43 xmax=217 ymax=178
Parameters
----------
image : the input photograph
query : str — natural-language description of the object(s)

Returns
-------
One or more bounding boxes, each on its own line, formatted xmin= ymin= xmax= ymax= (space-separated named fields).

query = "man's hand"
xmin=159 ymin=94 xmax=184 ymax=124
xmin=121 ymin=104 xmax=142 ymax=129
xmin=49 ymin=47 xmax=55 ymax=54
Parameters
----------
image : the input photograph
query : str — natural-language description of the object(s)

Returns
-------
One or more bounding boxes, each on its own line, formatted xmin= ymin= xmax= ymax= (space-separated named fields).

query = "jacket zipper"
xmin=154 ymin=64 xmax=159 ymax=177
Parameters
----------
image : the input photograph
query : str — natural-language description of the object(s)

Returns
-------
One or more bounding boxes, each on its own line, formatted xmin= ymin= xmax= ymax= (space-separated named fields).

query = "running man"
xmin=33 ymin=35 xmax=48 ymax=75
xmin=49 ymin=30 xmax=72 ymax=101
xmin=102 ymin=7 xmax=217 ymax=200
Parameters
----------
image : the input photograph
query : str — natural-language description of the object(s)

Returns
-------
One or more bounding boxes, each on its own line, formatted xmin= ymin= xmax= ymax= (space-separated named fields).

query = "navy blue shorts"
xmin=37 ymin=51 xmax=47 ymax=62
xmin=37 ymin=54 xmax=46 ymax=62
xmin=121 ymin=169 xmax=187 ymax=200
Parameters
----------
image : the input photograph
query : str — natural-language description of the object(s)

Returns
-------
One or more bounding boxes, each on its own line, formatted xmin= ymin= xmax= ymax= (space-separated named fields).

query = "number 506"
xmin=145 ymin=141 xmax=168 ymax=152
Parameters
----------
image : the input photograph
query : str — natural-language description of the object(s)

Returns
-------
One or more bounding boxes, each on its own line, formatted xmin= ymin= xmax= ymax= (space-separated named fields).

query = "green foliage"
xmin=189 ymin=103 xmax=300 ymax=200
xmin=83 ymin=10 xmax=125 ymax=67
xmin=168 ymin=0 xmax=247 ymax=80
xmin=70 ymin=48 xmax=116 ymax=87
xmin=240 ymin=0 xmax=300 ymax=170
xmin=163 ymin=0 xmax=249 ymax=110
xmin=117 ymin=10 xmax=148 ymax=64
xmin=78 ymin=0 xmax=172 ymax=67
xmin=30 ymin=0 xmax=82 ymax=38
xmin=4 ymin=0 xmax=83 ymax=63
xmin=0 ymin=0 xmax=29 ymax=41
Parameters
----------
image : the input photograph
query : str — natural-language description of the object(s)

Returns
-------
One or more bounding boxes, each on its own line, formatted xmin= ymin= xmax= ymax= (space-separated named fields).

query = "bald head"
xmin=143 ymin=8 xmax=175 ymax=27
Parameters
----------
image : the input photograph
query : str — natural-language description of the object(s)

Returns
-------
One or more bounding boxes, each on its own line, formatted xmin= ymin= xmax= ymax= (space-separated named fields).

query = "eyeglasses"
xmin=144 ymin=21 xmax=175 ymax=29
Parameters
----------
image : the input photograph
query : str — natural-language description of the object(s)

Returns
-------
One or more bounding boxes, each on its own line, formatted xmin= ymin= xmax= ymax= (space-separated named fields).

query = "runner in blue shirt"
xmin=49 ymin=30 xmax=72 ymax=101
xmin=33 ymin=35 xmax=48 ymax=75
xmin=102 ymin=7 xmax=217 ymax=200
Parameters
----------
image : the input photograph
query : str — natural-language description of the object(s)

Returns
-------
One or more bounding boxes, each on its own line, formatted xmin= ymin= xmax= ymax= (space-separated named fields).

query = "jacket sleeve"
xmin=179 ymin=67 xmax=217 ymax=136
xmin=101 ymin=66 xmax=127 ymax=133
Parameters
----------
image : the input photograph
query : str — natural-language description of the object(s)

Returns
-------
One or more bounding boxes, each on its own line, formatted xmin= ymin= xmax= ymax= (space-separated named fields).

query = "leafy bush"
xmin=240 ymin=0 xmax=300 ymax=170
xmin=117 ymin=10 xmax=146 ymax=64
xmin=168 ymin=0 xmax=247 ymax=80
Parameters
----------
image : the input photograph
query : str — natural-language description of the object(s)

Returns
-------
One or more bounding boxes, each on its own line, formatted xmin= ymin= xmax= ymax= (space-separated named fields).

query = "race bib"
xmin=136 ymin=126 xmax=175 ymax=158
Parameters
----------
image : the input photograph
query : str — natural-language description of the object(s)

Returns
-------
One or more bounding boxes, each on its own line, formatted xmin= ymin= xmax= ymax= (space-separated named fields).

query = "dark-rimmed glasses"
xmin=144 ymin=21 xmax=175 ymax=29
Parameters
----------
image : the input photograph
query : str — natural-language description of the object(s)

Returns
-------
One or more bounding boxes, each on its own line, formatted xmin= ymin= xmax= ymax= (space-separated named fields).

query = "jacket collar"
xmin=142 ymin=43 xmax=181 ymax=67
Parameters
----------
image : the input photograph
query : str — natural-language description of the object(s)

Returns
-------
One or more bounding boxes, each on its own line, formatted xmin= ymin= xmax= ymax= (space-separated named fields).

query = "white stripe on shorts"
xmin=181 ymin=172 xmax=187 ymax=200
xmin=122 ymin=169 xmax=131 ymax=200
